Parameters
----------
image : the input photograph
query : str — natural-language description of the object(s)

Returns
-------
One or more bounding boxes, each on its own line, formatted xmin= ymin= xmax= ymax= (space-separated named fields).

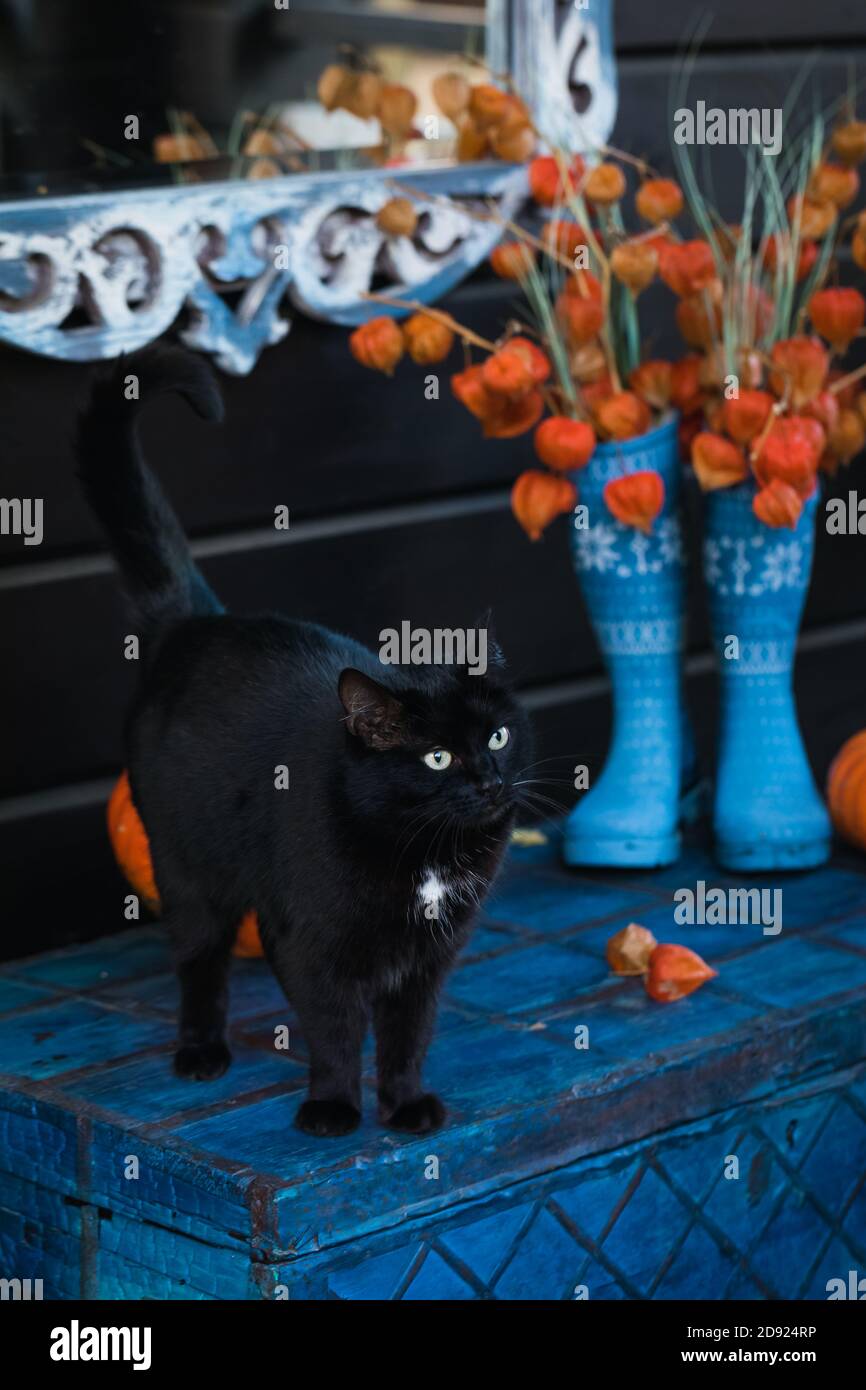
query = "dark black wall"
xmin=2 ymin=2 xmax=866 ymax=959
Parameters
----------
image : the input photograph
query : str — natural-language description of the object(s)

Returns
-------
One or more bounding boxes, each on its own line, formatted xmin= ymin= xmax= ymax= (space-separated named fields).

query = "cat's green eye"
xmin=488 ymin=726 xmax=509 ymax=751
xmin=423 ymin=749 xmax=453 ymax=771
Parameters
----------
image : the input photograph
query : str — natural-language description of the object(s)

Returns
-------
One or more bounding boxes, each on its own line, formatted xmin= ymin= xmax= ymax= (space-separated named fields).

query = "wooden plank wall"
xmin=2 ymin=1 xmax=866 ymax=957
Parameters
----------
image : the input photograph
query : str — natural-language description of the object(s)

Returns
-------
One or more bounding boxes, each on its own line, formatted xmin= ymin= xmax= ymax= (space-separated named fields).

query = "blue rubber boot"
xmin=564 ymin=415 xmax=692 ymax=868
xmin=703 ymin=481 xmax=831 ymax=871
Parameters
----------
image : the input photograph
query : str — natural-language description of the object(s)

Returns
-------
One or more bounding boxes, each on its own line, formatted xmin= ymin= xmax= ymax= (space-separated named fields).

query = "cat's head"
xmin=337 ymin=648 xmax=530 ymax=838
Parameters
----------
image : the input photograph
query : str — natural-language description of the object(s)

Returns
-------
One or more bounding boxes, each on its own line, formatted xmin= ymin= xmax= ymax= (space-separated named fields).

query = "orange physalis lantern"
xmin=510 ymin=470 xmax=577 ymax=540
xmin=606 ymin=923 xmax=658 ymax=976
xmin=603 ymin=470 xmax=664 ymax=532
xmin=490 ymin=241 xmax=535 ymax=279
xmin=808 ymin=162 xmax=860 ymax=210
xmin=752 ymin=478 xmax=804 ymax=529
xmin=594 ymin=391 xmax=651 ymax=442
xmin=768 ymin=337 xmax=829 ymax=410
xmin=610 ymin=241 xmax=658 ymax=296
xmin=754 ymin=417 xmax=824 ymax=496
xmin=670 ymin=355 xmax=705 ymax=415
xmin=833 ymin=121 xmax=866 ymax=166
xmin=584 ymin=162 xmax=627 ymax=205
xmin=541 ymin=220 xmax=589 ymax=261
xmin=722 ymin=390 xmax=775 ymax=445
xmin=645 ymin=944 xmax=717 ymax=1003
xmin=533 ymin=417 xmax=596 ymax=471
xmin=557 ymin=292 xmax=605 ymax=345
xmin=402 ymin=313 xmax=454 ymax=365
xmin=808 ymin=287 xmax=866 ymax=354
xmin=528 ymin=154 xmax=586 ymax=206
xmin=635 ymin=178 xmax=684 ymax=224
xmin=657 ymin=240 xmax=716 ymax=297
xmin=629 ymin=360 xmax=672 ymax=410
xmin=349 ymin=317 xmax=404 ymax=375
xmin=690 ymin=433 xmax=749 ymax=492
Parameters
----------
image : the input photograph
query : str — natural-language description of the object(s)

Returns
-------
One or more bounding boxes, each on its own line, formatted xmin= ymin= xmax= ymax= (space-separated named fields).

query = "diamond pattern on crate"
xmin=325 ymin=1081 xmax=866 ymax=1299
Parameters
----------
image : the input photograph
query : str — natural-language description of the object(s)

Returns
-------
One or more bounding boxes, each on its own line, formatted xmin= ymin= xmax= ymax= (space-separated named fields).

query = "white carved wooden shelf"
xmin=0 ymin=0 xmax=616 ymax=375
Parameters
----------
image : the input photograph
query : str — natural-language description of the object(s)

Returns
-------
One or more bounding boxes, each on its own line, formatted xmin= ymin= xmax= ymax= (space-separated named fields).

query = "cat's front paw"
xmin=173 ymin=1040 xmax=232 ymax=1081
xmin=382 ymin=1092 xmax=446 ymax=1134
xmin=295 ymin=1098 xmax=361 ymax=1137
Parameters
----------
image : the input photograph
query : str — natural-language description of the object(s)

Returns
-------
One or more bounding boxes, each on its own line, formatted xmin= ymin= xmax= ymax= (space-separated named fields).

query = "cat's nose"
xmin=480 ymin=774 xmax=504 ymax=797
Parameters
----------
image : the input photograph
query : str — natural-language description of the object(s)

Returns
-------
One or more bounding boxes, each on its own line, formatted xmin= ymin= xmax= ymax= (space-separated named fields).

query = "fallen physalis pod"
xmin=606 ymin=922 xmax=658 ymax=976
xmin=645 ymin=943 xmax=717 ymax=1003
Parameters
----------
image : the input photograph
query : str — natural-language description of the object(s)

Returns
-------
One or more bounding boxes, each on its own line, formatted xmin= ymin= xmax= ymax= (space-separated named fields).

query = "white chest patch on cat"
xmin=414 ymin=864 xmax=487 ymax=930
xmin=417 ymin=871 xmax=447 ymax=912
xmin=414 ymin=868 xmax=459 ymax=930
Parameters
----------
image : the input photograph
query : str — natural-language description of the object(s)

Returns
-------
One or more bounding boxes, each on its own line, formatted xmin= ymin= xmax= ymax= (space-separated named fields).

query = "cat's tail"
xmin=77 ymin=345 xmax=225 ymax=640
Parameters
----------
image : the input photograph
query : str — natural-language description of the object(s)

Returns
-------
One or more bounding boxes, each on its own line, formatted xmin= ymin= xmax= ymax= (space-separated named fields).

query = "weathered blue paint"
xmin=0 ymin=841 xmax=863 ymax=1299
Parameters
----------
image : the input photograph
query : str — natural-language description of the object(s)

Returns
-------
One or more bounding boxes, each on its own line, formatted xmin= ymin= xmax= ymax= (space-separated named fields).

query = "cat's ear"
xmin=338 ymin=669 xmax=408 ymax=750
xmin=473 ymin=609 xmax=506 ymax=671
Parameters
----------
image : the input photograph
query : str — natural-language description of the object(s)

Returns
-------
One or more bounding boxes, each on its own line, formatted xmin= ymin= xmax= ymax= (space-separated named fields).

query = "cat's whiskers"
xmin=513 ymin=776 xmax=574 ymax=789
xmin=514 ymin=783 xmax=567 ymax=809
xmin=392 ymin=804 xmax=450 ymax=867
xmin=515 ymin=752 xmax=592 ymax=777
xmin=513 ymin=787 xmax=569 ymax=826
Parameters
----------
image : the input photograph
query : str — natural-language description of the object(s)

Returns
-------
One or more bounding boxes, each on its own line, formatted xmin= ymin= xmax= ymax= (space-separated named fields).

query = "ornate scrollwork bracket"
xmin=0 ymin=164 xmax=526 ymax=375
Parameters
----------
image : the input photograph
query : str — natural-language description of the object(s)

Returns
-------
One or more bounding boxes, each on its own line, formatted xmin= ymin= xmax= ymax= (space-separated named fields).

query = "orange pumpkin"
xmin=233 ymin=911 xmax=265 ymax=958
xmin=107 ymin=772 xmax=264 ymax=957
xmin=827 ymin=731 xmax=866 ymax=851
xmin=107 ymin=772 xmax=160 ymax=912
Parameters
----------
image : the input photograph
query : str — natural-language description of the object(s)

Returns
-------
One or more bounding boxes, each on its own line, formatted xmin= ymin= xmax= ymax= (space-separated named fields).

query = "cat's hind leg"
xmin=162 ymin=890 xmax=235 ymax=1081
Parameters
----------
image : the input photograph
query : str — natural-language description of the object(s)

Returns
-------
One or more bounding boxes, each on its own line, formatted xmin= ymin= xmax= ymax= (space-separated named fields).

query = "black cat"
xmin=78 ymin=348 xmax=530 ymax=1137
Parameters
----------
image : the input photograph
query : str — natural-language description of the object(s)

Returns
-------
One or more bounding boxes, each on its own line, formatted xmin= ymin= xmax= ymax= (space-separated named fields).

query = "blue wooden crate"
xmin=1 ymin=840 xmax=864 ymax=1299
